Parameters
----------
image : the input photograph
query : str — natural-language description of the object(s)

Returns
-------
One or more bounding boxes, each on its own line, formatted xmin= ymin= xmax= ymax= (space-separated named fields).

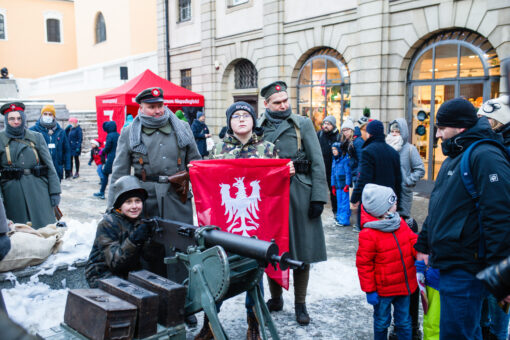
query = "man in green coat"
xmin=257 ymin=81 xmax=328 ymax=326
xmin=0 ymin=102 xmax=61 ymax=229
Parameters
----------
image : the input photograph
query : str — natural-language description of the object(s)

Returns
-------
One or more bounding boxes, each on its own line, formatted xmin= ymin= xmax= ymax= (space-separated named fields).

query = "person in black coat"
xmin=350 ymin=120 xmax=402 ymax=218
xmin=317 ymin=115 xmax=340 ymax=213
xmin=191 ymin=111 xmax=211 ymax=157
xmin=65 ymin=117 xmax=83 ymax=178
xmin=94 ymin=121 xmax=119 ymax=199
xmin=415 ymin=99 xmax=510 ymax=339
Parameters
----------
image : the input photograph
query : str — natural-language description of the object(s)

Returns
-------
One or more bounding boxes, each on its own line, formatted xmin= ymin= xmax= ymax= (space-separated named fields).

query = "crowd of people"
xmin=0 ymin=83 xmax=509 ymax=340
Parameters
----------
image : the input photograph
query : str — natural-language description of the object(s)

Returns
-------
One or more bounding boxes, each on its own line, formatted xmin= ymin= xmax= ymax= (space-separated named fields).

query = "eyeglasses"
xmin=482 ymin=102 xmax=501 ymax=113
xmin=231 ymin=114 xmax=251 ymax=120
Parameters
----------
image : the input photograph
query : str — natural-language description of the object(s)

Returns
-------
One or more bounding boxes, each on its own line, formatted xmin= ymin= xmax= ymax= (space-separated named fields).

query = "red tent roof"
xmin=96 ymin=69 xmax=204 ymax=107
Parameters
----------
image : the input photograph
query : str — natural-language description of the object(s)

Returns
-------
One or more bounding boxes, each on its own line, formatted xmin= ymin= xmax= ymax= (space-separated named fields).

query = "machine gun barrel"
xmin=270 ymin=252 xmax=305 ymax=270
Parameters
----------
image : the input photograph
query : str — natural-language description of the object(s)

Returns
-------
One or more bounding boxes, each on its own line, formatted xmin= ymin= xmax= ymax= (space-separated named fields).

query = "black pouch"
xmin=294 ymin=159 xmax=311 ymax=174
xmin=0 ymin=167 xmax=23 ymax=180
xmin=32 ymin=165 xmax=48 ymax=177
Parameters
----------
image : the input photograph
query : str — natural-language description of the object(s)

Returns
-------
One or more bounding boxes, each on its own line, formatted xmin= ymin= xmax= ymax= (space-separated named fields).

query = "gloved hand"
xmin=50 ymin=194 xmax=61 ymax=207
xmin=366 ymin=292 xmax=379 ymax=306
xmin=426 ymin=267 xmax=440 ymax=290
xmin=76 ymin=148 xmax=81 ymax=154
xmin=65 ymin=170 xmax=72 ymax=179
xmin=415 ymin=260 xmax=426 ymax=274
xmin=129 ymin=223 xmax=152 ymax=246
xmin=331 ymin=186 xmax=336 ymax=196
xmin=343 ymin=185 xmax=349 ymax=193
xmin=308 ymin=201 xmax=324 ymax=219
xmin=88 ymin=161 xmax=92 ymax=166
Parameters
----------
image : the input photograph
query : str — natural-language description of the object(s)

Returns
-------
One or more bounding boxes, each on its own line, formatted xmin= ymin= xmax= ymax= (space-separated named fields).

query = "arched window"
xmin=235 ymin=60 xmax=257 ymax=89
xmin=297 ymin=49 xmax=350 ymax=131
xmin=407 ymin=29 xmax=500 ymax=182
xmin=44 ymin=11 xmax=63 ymax=43
xmin=95 ymin=12 xmax=106 ymax=44
xmin=0 ymin=11 xmax=6 ymax=40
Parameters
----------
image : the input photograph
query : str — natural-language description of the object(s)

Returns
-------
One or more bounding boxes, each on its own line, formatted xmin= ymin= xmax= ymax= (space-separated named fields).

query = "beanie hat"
xmin=389 ymin=121 xmax=400 ymax=132
xmin=41 ymin=105 xmax=56 ymax=117
xmin=225 ymin=101 xmax=257 ymax=132
xmin=436 ymin=98 xmax=478 ymax=128
xmin=341 ymin=119 xmax=355 ymax=131
xmin=197 ymin=111 xmax=204 ymax=119
xmin=366 ymin=120 xmax=384 ymax=137
xmin=114 ymin=190 xmax=147 ymax=209
xmin=477 ymin=96 xmax=510 ymax=126
xmin=358 ymin=108 xmax=371 ymax=128
xmin=323 ymin=115 xmax=336 ymax=126
xmin=68 ymin=117 xmax=78 ymax=124
xmin=362 ymin=183 xmax=398 ymax=217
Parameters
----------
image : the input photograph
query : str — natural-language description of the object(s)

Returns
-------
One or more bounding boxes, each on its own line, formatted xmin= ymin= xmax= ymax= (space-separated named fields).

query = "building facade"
xmin=157 ymin=0 xmax=509 ymax=185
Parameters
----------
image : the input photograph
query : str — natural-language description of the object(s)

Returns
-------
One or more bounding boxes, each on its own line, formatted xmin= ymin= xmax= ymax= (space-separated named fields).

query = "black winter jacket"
xmin=415 ymin=117 xmax=510 ymax=274
xmin=350 ymin=134 xmax=402 ymax=205
xmin=317 ymin=129 xmax=340 ymax=185
xmin=102 ymin=121 xmax=119 ymax=175
xmin=496 ymin=122 xmax=510 ymax=147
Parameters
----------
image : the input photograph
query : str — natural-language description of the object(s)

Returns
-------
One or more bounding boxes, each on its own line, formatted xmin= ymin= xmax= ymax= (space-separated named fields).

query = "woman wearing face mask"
xmin=0 ymin=102 xmax=61 ymax=229
xmin=30 ymin=105 xmax=71 ymax=180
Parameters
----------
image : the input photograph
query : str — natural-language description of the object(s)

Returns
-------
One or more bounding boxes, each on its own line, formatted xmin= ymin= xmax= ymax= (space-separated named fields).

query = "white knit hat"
xmin=341 ymin=118 xmax=355 ymax=131
xmin=362 ymin=183 xmax=397 ymax=217
xmin=477 ymin=96 xmax=510 ymax=125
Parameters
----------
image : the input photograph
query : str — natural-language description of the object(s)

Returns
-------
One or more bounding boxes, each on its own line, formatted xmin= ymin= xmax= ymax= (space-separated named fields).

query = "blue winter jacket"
xmin=30 ymin=121 xmax=71 ymax=179
xmin=102 ymin=121 xmax=119 ymax=175
xmin=331 ymin=154 xmax=352 ymax=188
xmin=352 ymin=127 xmax=364 ymax=178
xmin=66 ymin=125 xmax=83 ymax=156
xmin=191 ymin=119 xmax=209 ymax=157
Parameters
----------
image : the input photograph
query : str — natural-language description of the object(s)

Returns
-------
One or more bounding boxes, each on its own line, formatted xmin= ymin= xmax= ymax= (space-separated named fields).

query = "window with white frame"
xmin=95 ymin=12 xmax=106 ymax=44
xmin=178 ymin=0 xmax=191 ymax=22
xmin=231 ymin=0 xmax=248 ymax=6
xmin=44 ymin=11 xmax=63 ymax=43
xmin=0 ymin=9 xmax=6 ymax=40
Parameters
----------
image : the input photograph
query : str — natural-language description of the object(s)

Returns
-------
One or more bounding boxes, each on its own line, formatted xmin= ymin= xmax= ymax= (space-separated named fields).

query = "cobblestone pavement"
xmin=61 ymin=154 xmax=430 ymax=339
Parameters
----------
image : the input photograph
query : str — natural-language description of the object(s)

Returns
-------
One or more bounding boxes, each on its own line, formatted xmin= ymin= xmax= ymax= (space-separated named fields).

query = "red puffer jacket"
xmin=356 ymin=206 xmax=418 ymax=297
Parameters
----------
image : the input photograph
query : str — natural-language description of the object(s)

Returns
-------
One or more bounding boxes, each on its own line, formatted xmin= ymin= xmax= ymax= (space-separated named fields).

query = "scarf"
xmin=129 ymin=106 xmax=194 ymax=154
xmin=363 ymin=212 xmax=401 ymax=232
xmin=264 ymin=107 xmax=292 ymax=126
xmin=5 ymin=111 xmax=26 ymax=139
xmin=385 ymin=134 xmax=404 ymax=152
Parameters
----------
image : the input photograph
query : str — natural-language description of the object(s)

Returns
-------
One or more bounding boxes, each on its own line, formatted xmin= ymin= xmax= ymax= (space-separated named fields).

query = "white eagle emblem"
xmin=219 ymin=177 xmax=261 ymax=236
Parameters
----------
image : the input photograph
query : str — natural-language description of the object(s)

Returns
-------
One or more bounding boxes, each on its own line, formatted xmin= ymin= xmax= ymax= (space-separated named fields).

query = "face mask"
xmin=42 ymin=116 xmax=54 ymax=124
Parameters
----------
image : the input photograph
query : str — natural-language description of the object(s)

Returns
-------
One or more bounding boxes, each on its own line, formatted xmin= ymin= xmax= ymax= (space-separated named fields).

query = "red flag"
xmin=189 ymin=159 xmax=290 ymax=289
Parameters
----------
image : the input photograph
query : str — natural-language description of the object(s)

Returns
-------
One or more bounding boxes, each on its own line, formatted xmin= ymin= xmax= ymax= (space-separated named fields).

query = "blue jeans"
xmin=96 ymin=165 xmax=105 ymax=181
xmin=439 ymin=269 xmax=488 ymax=340
xmin=373 ymin=295 xmax=412 ymax=340
xmin=245 ymin=280 xmax=264 ymax=317
xmin=485 ymin=294 xmax=510 ymax=340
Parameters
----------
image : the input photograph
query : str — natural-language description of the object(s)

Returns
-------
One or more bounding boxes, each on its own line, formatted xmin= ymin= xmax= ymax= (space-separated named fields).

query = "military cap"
xmin=260 ymin=81 xmax=287 ymax=100
xmin=0 ymin=102 xmax=25 ymax=116
xmin=135 ymin=87 xmax=164 ymax=104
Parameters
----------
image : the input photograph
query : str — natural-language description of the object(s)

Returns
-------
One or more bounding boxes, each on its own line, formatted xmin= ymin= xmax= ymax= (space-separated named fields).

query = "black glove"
xmin=129 ymin=223 xmax=151 ymax=246
xmin=65 ymin=170 xmax=72 ymax=179
xmin=88 ymin=161 xmax=92 ymax=166
xmin=308 ymin=201 xmax=324 ymax=219
xmin=477 ymin=256 xmax=510 ymax=301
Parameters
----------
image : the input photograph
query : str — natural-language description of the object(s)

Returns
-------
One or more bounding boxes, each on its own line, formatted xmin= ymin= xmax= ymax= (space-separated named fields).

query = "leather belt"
xmin=135 ymin=174 xmax=170 ymax=183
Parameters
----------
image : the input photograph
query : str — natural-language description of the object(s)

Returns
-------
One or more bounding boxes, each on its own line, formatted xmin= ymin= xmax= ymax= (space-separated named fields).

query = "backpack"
xmin=459 ymin=139 xmax=510 ymax=259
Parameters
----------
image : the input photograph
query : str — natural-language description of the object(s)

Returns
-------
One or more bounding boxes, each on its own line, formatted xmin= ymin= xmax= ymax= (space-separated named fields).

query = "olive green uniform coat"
xmin=108 ymin=122 xmax=201 ymax=224
xmin=258 ymin=113 xmax=328 ymax=264
xmin=0 ymin=129 xmax=60 ymax=228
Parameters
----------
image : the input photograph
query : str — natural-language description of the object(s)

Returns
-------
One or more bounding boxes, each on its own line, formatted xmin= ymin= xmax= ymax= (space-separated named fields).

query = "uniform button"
xmin=160 ymin=144 xmax=163 ymax=146
xmin=162 ymin=156 xmax=166 ymax=159
xmin=276 ymin=139 xmax=280 ymax=142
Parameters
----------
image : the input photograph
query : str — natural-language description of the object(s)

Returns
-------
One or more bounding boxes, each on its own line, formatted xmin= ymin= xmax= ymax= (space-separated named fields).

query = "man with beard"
xmin=317 ymin=115 xmax=340 ymax=213
xmin=257 ymin=81 xmax=328 ymax=326
xmin=107 ymin=87 xmax=201 ymax=326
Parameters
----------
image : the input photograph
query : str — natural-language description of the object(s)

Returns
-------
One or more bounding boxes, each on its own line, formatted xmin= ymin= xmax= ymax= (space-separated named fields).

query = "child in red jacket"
xmin=356 ymin=183 xmax=418 ymax=340
xmin=88 ymin=139 xmax=105 ymax=184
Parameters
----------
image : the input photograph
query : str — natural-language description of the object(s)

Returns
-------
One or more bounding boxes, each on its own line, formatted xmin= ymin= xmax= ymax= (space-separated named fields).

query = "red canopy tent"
xmin=95 ymin=69 xmax=204 ymax=141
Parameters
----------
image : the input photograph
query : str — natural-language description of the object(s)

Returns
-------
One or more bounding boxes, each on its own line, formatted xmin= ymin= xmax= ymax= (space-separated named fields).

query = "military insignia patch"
xmin=489 ymin=174 xmax=499 ymax=182
xmin=152 ymin=89 xmax=159 ymax=97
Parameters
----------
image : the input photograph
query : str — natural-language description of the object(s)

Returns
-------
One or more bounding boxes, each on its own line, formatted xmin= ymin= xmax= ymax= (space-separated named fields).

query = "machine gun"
xmin=149 ymin=217 xmax=303 ymax=340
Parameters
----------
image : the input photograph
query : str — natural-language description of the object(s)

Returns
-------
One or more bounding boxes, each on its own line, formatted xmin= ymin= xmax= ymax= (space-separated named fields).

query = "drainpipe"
xmin=164 ymin=0 xmax=171 ymax=81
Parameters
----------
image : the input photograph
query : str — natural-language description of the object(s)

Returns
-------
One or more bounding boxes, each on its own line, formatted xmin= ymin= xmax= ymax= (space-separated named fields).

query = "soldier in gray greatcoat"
xmin=257 ymin=81 xmax=328 ymax=326
xmin=0 ymin=102 xmax=61 ymax=229
xmin=107 ymin=88 xmax=201 ymax=316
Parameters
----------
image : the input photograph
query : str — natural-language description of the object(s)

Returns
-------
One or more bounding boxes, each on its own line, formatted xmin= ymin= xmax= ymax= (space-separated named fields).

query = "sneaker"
xmin=93 ymin=192 xmax=105 ymax=199
xmin=353 ymin=225 xmax=361 ymax=232
xmin=266 ymin=296 xmax=283 ymax=312
xmin=295 ymin=303 xmax=310 ymax=326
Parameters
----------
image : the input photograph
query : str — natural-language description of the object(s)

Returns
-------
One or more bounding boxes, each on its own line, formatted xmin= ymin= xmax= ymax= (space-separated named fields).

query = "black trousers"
xmin=71 ymin=155 xmax=80 ymax=174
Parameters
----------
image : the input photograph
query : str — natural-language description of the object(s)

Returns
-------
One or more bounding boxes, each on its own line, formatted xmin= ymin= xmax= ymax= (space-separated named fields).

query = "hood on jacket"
xmin=388 ymin=118 xmax=409 ymax=144
xmin=354 ymin=126 xmax=361 ymax=138
xmin=103 ymin=121 xmax=118 ymax=134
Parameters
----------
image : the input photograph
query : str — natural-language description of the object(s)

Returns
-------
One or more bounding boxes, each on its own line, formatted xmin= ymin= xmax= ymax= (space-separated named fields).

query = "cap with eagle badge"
xmin=0 ymin=102 xmax=25 ymax=116
xmin=260 ymin=81 xmax=287 ymax=100
xmin=135 ymin=87 xmax=164 ymax=104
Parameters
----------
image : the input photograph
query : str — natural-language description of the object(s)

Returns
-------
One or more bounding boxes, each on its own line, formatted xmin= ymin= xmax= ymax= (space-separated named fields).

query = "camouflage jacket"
xmin=211 ymin=133 xmax=277 ymax=159
xmin=85 ymin=210 xmax=148 ymax=287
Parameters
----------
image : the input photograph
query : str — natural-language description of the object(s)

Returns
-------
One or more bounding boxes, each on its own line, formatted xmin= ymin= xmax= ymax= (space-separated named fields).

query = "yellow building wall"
xmin=0 ymin=0 xmax=77 ymax=78
xmin=129 ymin=0 xmax=157 ymax=55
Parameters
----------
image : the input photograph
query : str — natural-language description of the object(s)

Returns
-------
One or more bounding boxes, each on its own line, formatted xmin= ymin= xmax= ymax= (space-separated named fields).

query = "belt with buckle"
xmin=23 ymin=169 xmax=32 ymax=175
xmin=135 ymin=174 xmax=170 ymax=183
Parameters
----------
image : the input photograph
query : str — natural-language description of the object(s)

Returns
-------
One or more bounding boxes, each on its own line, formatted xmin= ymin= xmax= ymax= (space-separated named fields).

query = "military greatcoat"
xmin=0 ymin=129 xmax=61 ymax=228
xmin=258 ymin=113 xmax=328 ymax=264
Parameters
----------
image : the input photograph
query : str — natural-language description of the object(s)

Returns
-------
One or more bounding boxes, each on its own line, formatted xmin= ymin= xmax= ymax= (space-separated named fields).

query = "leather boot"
xmin=185 ymin=314 xmax=198 ymax=327
xmin=295 ymin=302 xmax=310 ymax=326
xmin=194 ymin=315 xmax=213 ymax=340
xmin=266 ymin=296 xmax=283 ymax=312
xmin=246 ymin=314 xmax=261 ymax=340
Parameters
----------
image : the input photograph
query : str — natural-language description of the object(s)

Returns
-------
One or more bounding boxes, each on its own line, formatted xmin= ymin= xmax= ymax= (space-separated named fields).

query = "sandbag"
xmin=0 ymin=223 xmax=65 ymax=272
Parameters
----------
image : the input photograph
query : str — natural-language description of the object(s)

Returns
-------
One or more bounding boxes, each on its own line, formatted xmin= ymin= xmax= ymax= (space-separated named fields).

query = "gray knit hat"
xmin=341 ymin=119 xmax=355 ymax=131
xmin=362 ymin=183 xmax=397 ymax=217
xmin=323 ymin=115 xmax=336 ymax=126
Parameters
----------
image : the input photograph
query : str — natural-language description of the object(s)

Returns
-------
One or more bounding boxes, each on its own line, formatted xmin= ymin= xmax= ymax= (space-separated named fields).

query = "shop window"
xmin=179 ymin=0 xmax=191 ymax=22
xmin=0 ymin=12 xmax=5 ymax=40
xmin=297 ymin=49 xmax=350 ymax=131
xmin=181 ymin=69 xmax=192 ymax=90
xmin=235 ymin=60 xmax=257 ymax=89
xmin=46 ymin=19 xmax=61 ymax=43
xmin=95 ymin=12 xmax=106 ymax=44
